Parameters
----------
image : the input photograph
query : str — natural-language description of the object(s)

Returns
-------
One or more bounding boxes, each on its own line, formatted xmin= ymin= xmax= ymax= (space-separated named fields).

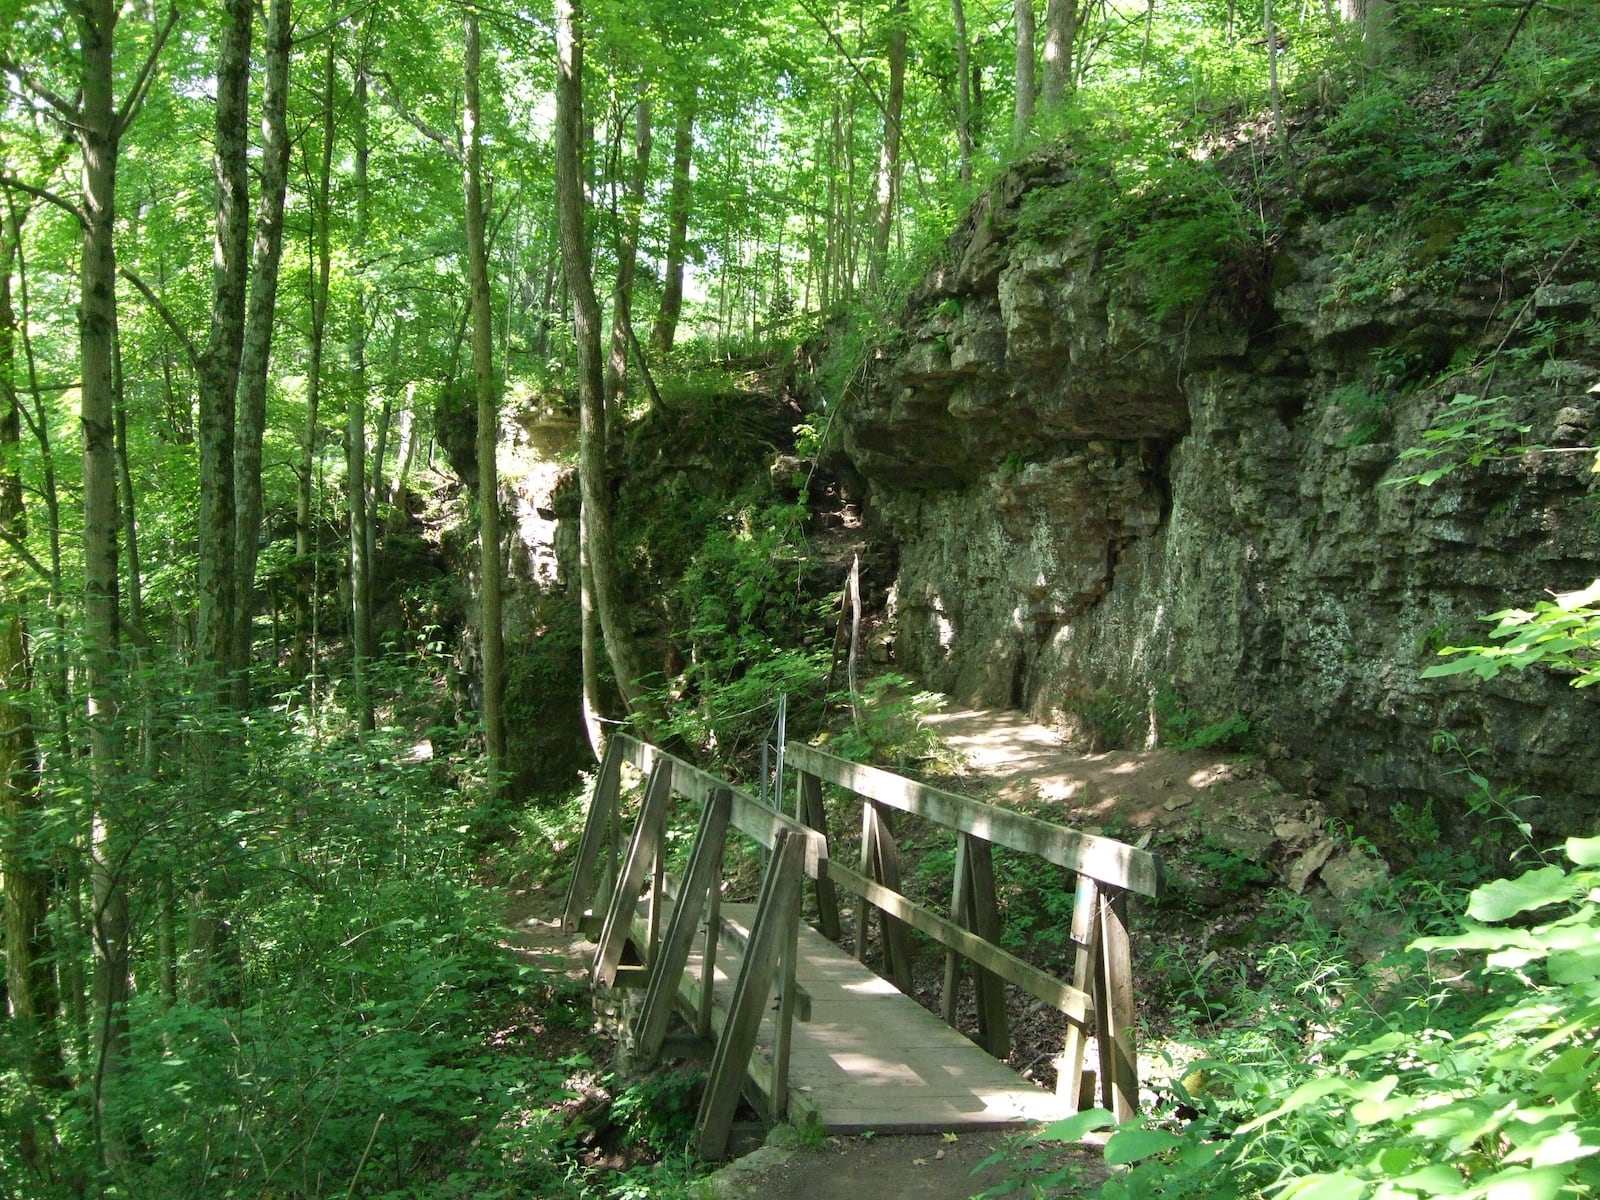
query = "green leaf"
xmin=1392 ymin=1164 xmax=1463 ymax=1195
xmin=1468 ymin=867 xmax=1581 ymax=922
xmin=1566 ymin=836 xmax=1600 ymax=866
xmin=1104 ymin=1127 xmax=1188 ymax=1165
xmin=1475 ymin=1165 xmax=1568 ymax=1200
xmin=1037 ymin=1107 xmax=1116 ymax=1142
xmin=1275 ymin=1173 xmax=1368 ymax=1200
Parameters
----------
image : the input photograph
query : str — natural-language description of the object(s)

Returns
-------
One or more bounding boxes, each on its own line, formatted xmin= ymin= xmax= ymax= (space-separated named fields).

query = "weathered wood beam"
xmin=826 ymin=861 xmax=1092 ymax=1023
xmin=592 ymin=759 xmax=673 ymax=987
xmin=696 ymin=830 xmax=807 ymax=1160
xmin=562 ymin=737 xmax=624 ymax=931
xmin=785 ymin=742 xmax=1162 ymax=897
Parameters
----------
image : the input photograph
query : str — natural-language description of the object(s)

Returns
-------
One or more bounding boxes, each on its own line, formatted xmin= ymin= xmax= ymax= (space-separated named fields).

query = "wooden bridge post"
xmin=941 ymin=833 xmax=1009 ymax=1057
xmin=798 ymin=770 xmax=841 ymax=941
xmin=696 ymin=829 xmax=807 ymax=1160
xmin=634 ymin=787 xmax=733 ymax=1063
xmin=1058 ymin=874 xmax=1101 ymax=1110
xmin=856 ymin=800 xmax=915 ymax=993
xmin=592 ymin=758 xmax=674 ymax=988
xmin=1095 ymin=887 xmax=1137 ymax=1121
xmin=562 ymin=737 xmax=625 ymax=932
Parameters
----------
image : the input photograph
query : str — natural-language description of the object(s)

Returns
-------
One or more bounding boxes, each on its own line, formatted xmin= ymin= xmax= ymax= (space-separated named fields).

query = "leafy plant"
xmin=1027 ymin=836 xmax=1600 ymax=1200
xmin=1385 ymin=393 xmax=1531 ymax=487
xmin=1421 ymin=579 xmax=1600 ymax=688
xmin=1155 ymin=689 xmax=1253 ymax=752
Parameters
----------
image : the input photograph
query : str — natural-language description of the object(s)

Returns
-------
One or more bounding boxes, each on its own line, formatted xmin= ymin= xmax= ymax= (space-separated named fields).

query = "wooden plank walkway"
xmin=669 ymin=902 xmax=1076 ymax=1133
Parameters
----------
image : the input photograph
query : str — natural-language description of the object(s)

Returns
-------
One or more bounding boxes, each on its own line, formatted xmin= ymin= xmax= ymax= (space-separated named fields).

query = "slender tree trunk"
xmin=346 ymin=51 xmax=374 ymax=732
xmin=1015 ymin=0 xmax=1037 ymax=138
xmin=76 ymin=0 xmax=133 ymax=1155
xmin=293 ymin=38 xmax=337 ymax=689
xmin=231 ymin=0 xmax=293 ymax=702
xmin=868 ymin=0 xmax=908 ymax=293
xmin=606 ymin=84 xmax=651 ymax=408
xmin=651 ymin=84 xmax=695 ymax=358
xmin=464 ymin=10 xmax=506 ymax=784
xmin=556 ymin=0 xmax=659 ymax=741
xmin=1041 ymin=0 xmax=1078 ymax=111
xmin=196 ymin=0 xmax=252 ymax=690
xmin=1 ymin=208 xmax=63 ymax=1108
xmin=952 ymin=0 xmax=973 ymax=182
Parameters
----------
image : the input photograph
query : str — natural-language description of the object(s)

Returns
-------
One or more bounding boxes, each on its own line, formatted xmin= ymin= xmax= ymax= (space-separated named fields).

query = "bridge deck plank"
xmin=670 ymin=902 xmax=1075 ymax=1133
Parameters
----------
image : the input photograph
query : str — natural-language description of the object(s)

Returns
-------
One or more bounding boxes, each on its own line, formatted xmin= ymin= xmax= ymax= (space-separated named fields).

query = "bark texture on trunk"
xmin=556 ymin=0 xmax=658 ymax=739
xmin=1014 ymin=0 xmax=1036 ymax=138
xmin=869 ymin=0 xmax=907 ymax=292
xmin=952 ymin=0 xmax=973 ymax=181
xmin=606 ymin=85 xmax=651 ymax=407
xmin=292 ymin=38 xmax=338 ymax=689
xmin=196 ymin=0 xmax=253 ymax=686
xmin=0 ymin=213 xmax=62 ymax=1099
xmin=346 ymin=55 xmax=374 ymax=731
xmin=76 ymin=0 xmax=132 ymax=1150
xmin=651 ymin=85 xmax=695 ymax=357
xmin=231 ymin=0 xmax=293 ymax=700
xmin=1041 ymin=0 xmax=1077 ymax=111
xmin=464 ymin=10 xmax=506 ymax=779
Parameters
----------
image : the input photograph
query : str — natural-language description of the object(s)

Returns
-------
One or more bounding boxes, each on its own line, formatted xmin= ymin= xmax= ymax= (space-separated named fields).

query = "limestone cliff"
xmin=838 ymin=152 xmax=1600 ymax=842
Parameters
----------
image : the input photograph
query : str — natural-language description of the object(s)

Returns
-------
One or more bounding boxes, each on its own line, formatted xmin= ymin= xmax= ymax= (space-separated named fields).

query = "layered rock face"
xmin=840 ymin=156 xmax=1600 ymax=839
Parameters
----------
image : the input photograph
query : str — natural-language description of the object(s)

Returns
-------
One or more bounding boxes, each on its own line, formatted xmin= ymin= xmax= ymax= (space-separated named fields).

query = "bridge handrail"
xmin=784 ymin=742 xmax=1162 ymax=897
xmin=617 ymin=734 xmax=826 ymax=877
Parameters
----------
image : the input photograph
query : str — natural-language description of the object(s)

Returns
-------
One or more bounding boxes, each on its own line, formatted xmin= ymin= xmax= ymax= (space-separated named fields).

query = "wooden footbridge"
xmin=561 ymin=734 xmax=1163 ymax=1160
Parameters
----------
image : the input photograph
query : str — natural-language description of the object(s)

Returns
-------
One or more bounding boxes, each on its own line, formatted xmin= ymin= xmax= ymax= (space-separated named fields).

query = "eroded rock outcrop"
xmin=839 ymin=151 xmax=1600 ymax=842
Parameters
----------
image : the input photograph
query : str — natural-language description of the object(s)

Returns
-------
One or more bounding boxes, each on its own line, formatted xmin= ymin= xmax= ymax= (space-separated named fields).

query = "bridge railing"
xmin=561 ymin=732 xmax=1162 ymax=1155
xmin=784 ymin=741 xmax=1163 ymax=1122
xmin=561 ymin=734 xmax=826 ymax=1159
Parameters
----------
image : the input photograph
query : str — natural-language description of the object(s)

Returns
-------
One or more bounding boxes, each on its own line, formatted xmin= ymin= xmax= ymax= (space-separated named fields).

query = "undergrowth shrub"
xmin=1028 ymin=836 xmax=1600 ymax=1200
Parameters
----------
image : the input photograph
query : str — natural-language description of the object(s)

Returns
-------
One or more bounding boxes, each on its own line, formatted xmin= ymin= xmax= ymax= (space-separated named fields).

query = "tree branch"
xmin=371 ymin=71 xmax=463 ymax=164
xmin=0 ymin=525 xmax=54 ymax=587
xmin=0 ymin=57 xmax=83 ymax=126
xmin=114 ymin=4 xmax=182 ymax=139
xmin=0 ymin=174 xmax=86 ymax=226
xmin=118 ymin=266 xmax=202 ymax=372
xmin=1471 ymin=0 xmax=1540 ymax=89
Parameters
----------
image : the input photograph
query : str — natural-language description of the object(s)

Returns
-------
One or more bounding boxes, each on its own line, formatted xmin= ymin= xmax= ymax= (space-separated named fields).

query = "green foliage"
xmin=1421 ymin=579 xmax=1600 ymax=688
xmin=607 ymin=1068 xmax=704 ymax=1159
xmin=1031 ymin=838 xmax=1600 ymax=1200
xmin=1014 ymin=111 xmax=1263 ymax=321
xmin=1155 ymin=690 xmax=1254 ymax=752
xmin=0 ymin=694 xmax=580 ymax=1200
xmin=823 ymin=674 xmax=950 ymax=769
xmin=1078 ymin=688 xmax=1146 ymax=751
xmin=992 ymin=850 xmax=1079 ymax=956
xmin=1329 ymin=384 xmax=1390 ymax=447
xmin=650 ymin=497 xmax=831 ymax=765
xmin=1386 ymin=394 xmax=1531 ymax=488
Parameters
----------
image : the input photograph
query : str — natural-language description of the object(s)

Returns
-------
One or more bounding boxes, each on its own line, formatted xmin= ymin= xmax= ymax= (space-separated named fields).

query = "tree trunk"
xmin=196 ymin=0 xmax=252 ymax=689
xmin=292 ymin=36 xmax=337 ymax=690
xmin=868 ymin=0 xmax=907 ymax=293
xmin=650 ymin=84 xmax=695 ymax=358
xmin=556 ymin=0 xmax=659 ymax=740
xmin=1015 ymin=0 xmax=1037 ymax=137
xmin=231 ymin=0 xmax=292 ymax=702
xmin=1041 ymin=0 xmax=1077 ymax=111
xmin=606 ymin=84 xmax=651 ymax=408
xmin=0 ymin=207 xmax=63 ymax=1105
xmin=952 ymin=0 xmax=973 ymax=182
xmin=464 ymin=10 xmax=506 ymax=783
xmin=347 ymin=52 xmax=374 ymax=732
xmin=76 ymin=0 xmax=132 ymax=1155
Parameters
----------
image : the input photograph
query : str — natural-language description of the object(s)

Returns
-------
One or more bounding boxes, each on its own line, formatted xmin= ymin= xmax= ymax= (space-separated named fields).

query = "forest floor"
xmin=498 ymin=700 xmax=1375 ymax=1199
